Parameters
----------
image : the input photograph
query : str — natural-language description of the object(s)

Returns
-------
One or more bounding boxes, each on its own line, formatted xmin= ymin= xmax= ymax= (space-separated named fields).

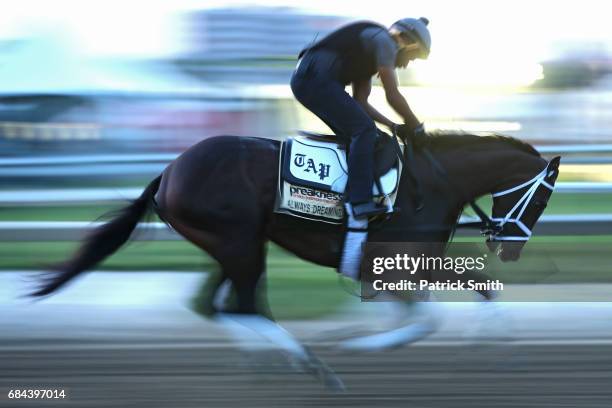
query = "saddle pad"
xmin=282 ymin=136 xmax=399 ymax=195
xmin=274 ymin=136 xmax=402 ymax=224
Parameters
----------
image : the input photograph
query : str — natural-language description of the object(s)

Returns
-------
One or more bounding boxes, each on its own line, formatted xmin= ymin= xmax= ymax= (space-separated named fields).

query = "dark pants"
xmin=290 ymin=50 xmax=377 ymax=204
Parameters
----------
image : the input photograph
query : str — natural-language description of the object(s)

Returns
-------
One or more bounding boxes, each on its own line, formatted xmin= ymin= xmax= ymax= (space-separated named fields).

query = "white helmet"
xmin=390 ymin=17 xmax=431 ymax=59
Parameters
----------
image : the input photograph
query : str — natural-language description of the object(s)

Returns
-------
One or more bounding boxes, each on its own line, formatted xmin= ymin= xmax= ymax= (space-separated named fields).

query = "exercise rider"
xmin=291 ymin=17 xmax=431 ymax=219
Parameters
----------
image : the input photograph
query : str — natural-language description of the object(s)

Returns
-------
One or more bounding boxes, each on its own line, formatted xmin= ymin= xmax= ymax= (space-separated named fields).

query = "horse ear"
xmin=545 ymin=156 xmax=561 ymax=182
xmin=547 ymin=156 xmax=561 ymax=170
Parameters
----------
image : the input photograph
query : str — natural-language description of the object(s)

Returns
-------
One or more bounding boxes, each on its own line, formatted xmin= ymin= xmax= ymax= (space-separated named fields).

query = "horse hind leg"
xmin=212 ymin=240 xmax=345 ymax=391
xmin=210 ymin=240 xmax=304 ymax=353
xmin=168 ymin=216 xmax=345 ymax=390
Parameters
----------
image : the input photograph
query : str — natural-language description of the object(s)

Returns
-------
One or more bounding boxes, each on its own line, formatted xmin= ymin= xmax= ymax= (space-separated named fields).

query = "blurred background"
xmin=2 ymin=1 xmax=612 ymax=406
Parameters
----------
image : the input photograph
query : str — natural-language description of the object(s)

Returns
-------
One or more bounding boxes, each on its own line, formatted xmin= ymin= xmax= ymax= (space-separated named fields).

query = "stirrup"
xmin=351 ymin=202 xmax=388 ymax=219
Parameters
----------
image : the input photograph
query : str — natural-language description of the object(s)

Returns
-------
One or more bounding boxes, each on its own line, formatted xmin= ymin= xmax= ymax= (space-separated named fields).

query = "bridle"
xmin=458 ymin=164 xmax=557 ymax=243
xmin=487 ymin=168 xmax=556 ymax=241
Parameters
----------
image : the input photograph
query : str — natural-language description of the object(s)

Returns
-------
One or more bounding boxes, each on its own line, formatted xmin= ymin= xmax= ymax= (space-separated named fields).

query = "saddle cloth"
xmin=274 ymin=133 xmax=403 ymax=224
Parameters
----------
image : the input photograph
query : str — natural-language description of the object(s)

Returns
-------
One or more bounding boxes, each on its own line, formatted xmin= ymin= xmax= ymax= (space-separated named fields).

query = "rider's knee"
xmin=351 ymin=122 xmax=377 ymax=143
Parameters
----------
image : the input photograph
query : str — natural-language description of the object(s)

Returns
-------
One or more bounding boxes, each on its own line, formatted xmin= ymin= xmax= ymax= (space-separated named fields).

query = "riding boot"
xmin=339 ymin=203 xmax=369 ymax=279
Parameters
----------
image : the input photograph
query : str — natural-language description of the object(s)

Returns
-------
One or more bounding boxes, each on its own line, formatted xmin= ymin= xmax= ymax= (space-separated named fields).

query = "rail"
xmin=1 ymin=215 xmax=611 ymax=241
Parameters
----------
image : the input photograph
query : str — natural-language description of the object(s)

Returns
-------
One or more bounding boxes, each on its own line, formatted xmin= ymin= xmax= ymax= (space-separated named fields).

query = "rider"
xmin=291 ymin=17 xmax=431 ymax=218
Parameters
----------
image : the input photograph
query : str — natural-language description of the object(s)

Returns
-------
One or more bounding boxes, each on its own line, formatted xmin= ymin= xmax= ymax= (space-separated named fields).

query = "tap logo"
xmin=293 ymin=154 xmax=331 ymax=181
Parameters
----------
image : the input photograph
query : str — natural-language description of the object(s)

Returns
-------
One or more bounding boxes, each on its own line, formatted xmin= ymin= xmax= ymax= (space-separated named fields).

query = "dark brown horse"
xmin=30 ymin=131 xmax=560 ymax=389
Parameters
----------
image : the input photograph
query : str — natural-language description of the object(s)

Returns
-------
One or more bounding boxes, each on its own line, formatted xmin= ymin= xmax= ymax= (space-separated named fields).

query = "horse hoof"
xmin=322 ymin=372 xmax=346 ymax=392
xmin=312 ymin=361 xmax=346 ymax=392
xmin=290 ymin=350 xmax=346 ymax=392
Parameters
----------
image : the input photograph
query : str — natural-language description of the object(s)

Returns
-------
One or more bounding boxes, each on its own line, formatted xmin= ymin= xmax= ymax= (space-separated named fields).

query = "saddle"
xmin=274 ymin=131 xmax=403 ymax=223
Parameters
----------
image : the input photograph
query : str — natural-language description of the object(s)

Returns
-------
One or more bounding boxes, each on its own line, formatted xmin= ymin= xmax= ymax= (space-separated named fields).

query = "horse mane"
xmin=424 ymin=130 xmax=540 ymax=157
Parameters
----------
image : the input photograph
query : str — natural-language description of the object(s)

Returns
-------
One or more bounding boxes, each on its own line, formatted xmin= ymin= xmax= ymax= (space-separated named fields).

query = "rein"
xmin=457 ymin=201 xmax=502 ymax=236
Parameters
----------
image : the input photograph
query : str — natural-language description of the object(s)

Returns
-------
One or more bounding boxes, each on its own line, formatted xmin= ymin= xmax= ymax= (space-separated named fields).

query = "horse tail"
xmin=30 ymin=175 xmax=162 ymax=297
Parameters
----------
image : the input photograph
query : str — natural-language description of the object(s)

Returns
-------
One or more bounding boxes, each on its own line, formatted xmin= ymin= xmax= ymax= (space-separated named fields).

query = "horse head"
xmin=424 ymin=132 xmax=561 ymax=263
xmin=486 ymin=155 xmax=561 ymax=261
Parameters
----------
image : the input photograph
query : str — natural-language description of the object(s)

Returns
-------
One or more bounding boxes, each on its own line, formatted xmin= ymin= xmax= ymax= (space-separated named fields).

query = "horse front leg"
xmin=336 ymin=290 xmax=441 ymax=352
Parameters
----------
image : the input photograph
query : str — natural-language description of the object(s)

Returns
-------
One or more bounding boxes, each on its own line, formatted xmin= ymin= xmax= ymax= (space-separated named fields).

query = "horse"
xmin=30 ymin=130 xmax=560 ymax=389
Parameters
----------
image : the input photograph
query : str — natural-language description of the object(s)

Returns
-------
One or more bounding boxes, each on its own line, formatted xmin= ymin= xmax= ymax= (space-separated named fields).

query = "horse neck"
xmin=441 ymin=146 xmax=548 ymax=202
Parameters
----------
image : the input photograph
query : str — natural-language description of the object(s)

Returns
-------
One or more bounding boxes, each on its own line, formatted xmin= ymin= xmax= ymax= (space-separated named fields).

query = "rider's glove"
xmin=412 ymin=123 xmax=427 ymax=147
xmin=394 ymin=123 xmax=411 ymax=140
xmin=395 ymin=123 xmax=427 ymax=147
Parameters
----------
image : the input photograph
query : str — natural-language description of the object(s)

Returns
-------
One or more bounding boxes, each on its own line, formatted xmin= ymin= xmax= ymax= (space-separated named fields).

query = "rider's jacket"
xmin=298 ymin=21 xmax=387 ymax=86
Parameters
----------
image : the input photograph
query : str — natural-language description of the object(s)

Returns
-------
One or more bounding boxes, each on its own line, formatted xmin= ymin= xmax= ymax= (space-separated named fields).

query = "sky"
xmin=1 ymin=0 xmax=611 ymax=87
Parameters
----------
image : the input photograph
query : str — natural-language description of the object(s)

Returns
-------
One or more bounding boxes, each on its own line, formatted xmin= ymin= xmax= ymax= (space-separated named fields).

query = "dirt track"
xmin=3 ymin=272 xmax=612 ymax=407
xmin=2 ymin=342 xmax=612 ymax=408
